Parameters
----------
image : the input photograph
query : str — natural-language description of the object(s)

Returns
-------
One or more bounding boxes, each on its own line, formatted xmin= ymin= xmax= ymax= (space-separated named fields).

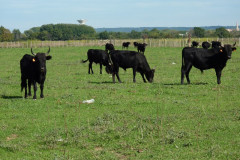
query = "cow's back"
xmin=111 ymin=50 xmax=150 ymax=70
xmin=87 ymin=49 xmax=108 ymax=64
xmin=20 ymin=54 xmax=35 ymax=78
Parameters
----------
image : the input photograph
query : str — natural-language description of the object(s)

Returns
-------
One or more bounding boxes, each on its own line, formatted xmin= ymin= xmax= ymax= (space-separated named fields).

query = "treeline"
xmin=1 ymin=24 xmax=240 ymax=42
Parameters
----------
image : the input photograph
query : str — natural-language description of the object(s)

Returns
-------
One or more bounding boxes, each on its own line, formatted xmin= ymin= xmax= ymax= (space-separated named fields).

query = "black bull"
xmin=181 ymin=44 xmax=236 ymax=84
xmin=107 ymin=50 xmax=155 ymax=83
xmin=20 ymin=47 xmax=52 ymax=99
xmin=82 ymin=49 xmax=109 ymax=74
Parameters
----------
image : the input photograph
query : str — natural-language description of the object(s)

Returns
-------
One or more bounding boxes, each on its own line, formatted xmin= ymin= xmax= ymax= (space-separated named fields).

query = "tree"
xmin=193 ymin=27 xmax=205 ymax=38
xmin=12 ymin=29 xmax=21 ymax=41
xmin=0 ymin=26 xmax=13 ymax=42
xmin=129 ymin=30 xmax=141 ymax=39
xmin=99 ymin=31 xmax=109 ymax=39
xmin=148 ymin=29 xmax=160 ymax=39
xmin=38 ymin=31 xmax=50 ymax=40
xmin=215 ymin=27 xmax=230 ymax=38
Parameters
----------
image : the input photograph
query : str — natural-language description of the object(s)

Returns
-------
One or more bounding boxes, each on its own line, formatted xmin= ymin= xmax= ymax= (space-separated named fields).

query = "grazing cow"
xmin=202 ymin=41 xmax=211 ymax=49
xmin=191 ymin=41 xmax=199 ymax=48
xmin=107 ymin=50 xmax=155 ymax=83
xmin=105 ymin=43 xmax=115 ymax=53
xmin=212 ymin=41 xmax=222 ymax=48
xmin=82 ymin=49 xmax=109 ymax=74
xmin=181 ymin=43 xmax=236 ymax=84
xmin=122 ymin=42 xmax=131 ymax=50
xmin=137 ymin=43 xmax=147 ymax=54
xmin=20 ymin=47 xmax=52 ymax=99
xmin=133 ymin=42 xmax=139 ymax=48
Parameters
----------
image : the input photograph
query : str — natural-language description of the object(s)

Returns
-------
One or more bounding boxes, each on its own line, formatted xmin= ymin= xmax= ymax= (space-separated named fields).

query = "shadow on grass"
xmin=164 ymin=82 xmax=208 ymax=86
xmin=1 ymin=95 xmax=22 ymax=99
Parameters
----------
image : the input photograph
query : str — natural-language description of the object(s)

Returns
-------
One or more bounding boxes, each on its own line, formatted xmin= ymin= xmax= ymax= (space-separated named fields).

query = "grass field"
xmin=0 ymin=46 xmax=240 ymax=159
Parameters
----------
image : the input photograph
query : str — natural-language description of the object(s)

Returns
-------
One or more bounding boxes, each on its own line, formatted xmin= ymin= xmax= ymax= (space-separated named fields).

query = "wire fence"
xmin=0 ymin=38 xmax=239 ymax=48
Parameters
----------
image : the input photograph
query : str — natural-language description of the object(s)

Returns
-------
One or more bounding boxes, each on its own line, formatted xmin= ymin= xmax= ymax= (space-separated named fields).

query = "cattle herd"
xmin=20 ymin=41 xmax=237 ymax=99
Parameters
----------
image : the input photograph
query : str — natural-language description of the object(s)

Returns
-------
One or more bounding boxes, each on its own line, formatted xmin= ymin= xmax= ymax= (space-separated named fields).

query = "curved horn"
xmin=31 ymin=48 xmax=36 ymax=56
xmin=46 ymin=47 xmax=50 ymax=55
xmin=233 ymin=42 xmax=236 ymax=47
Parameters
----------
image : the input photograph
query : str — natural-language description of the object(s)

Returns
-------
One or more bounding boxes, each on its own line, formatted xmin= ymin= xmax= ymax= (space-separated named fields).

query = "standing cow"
xmin=202 ymin=41 xmax=211 ymax=49
xmin=20 ymin=47 xmax=52 ymax=99
xmin=105 ymin=43 xmax=115 ymax=53
xmin=122 ymin=42 xmax=131 ymax=50
xmin=133 ymin=42 xmax=139 ymax=48
xmin=212 ymin=41 xmax=222 ymax=48
xmin=191 ymin=41 xmax=199 ymax=48
xmin=181 ymin=43 xmax=236 ymax=84
xmin=137 ymin=43 xmax=147 ymax=54
xmin=107 ymin=50 xmax=155 ymax=83
xmin=82 ymin=49 xmax=109 ymax=74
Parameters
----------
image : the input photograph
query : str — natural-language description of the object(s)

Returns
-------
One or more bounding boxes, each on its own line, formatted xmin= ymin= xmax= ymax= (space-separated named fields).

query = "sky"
xmin=1 ymin=0 xmax=240 ymax=32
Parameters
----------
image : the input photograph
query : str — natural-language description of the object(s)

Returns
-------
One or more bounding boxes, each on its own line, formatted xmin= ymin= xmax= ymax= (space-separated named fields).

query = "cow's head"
xmin=31 ymin=47 xmax=52 ymax=73
xmin=220 ymin=42 xmax=237 ymax=59
xmin=145 ymin=69 xmax=155 ymax=83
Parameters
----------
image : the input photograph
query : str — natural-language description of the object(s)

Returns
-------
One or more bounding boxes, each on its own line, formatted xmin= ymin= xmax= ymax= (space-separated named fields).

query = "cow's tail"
xmin=82 ymin=59 xmax=88 ymax=63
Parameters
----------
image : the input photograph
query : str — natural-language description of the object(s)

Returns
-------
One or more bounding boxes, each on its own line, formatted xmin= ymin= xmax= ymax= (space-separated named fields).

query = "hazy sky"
xmin=1 ymin=0 xmax=240 ymax=32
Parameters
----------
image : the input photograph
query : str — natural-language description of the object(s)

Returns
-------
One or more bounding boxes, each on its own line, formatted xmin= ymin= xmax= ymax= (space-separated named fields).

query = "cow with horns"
xmin=122 ymin=42 xmax=131 ymax=50
xmin=181 ymin=43 xmax=237 ymax=84
xmin=20 ymin=47 xmax=52 ymax=99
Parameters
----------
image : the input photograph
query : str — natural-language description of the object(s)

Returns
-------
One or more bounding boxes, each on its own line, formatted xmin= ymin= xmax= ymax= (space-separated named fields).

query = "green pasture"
xmin=0 ymin=46 xmax=240 ymax=159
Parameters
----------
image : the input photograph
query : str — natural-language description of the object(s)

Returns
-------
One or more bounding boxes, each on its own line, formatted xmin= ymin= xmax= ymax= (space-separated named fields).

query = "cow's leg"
xmin=140 ymin=73 xmax=147 ymax=83
xmin=100 ymin=63 xmax=102 ymax=74
xmin=21 ymin=77 xmax=27 ymax=98
xmin=33 ymin=82 xmax=37 ymax=99
xmin=40 ymin=83 xmax=44 ymax=98
xmin=181 ymin=66 xmax=185 ymax=84
xmin=112 ymin=73 xmax=116 ymax=83
xmin=215 ymin=69 xmax=222 ymax=84
xmin=28 ymin=80 xmax=32 ymax=96
xmin=89 ymin=62 xmax=93 ymax=74
xmin=116 ymin=72 xmax=122 ymax=83
xmin=115 ymin=67 xmax=122 ymax=83
xmin=133 ymin=68 xmax=137 ymax=83
xmin=181 ymin=63 xmax=192 ymax=84
xmin=186 ymin=65 xmax=192 ymax=84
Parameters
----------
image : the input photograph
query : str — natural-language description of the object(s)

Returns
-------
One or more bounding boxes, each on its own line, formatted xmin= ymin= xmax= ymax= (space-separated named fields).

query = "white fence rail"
xmin=0 ymin=38 xmax=239 ymax=48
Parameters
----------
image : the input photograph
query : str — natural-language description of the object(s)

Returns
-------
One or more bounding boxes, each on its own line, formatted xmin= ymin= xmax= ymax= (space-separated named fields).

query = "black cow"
xmin=212 ymin=41 xmax=222 ymax=48
xmin=137 ymin=43 xmax=147 ymax=54
xmin=107 ymin=50 xmax=155 ymax=83
xmin=20 ymin=47 xmax=52 ymax=99
xmin=133 ymin=42 xmax=139 ymax=48
xmin=191 ymin=41 xmax=199 ymax=48
xmin=122 ymin=42 xmax=131 ymax=50
xmin=202 ymin=41 xmax=211 ymax=49
xmin=105 ymin=43 xmax=115 ymax=53
xmin=82 ymin=49 xmax=109 ymax=74
xmin=181 ymin=43 xmax=236 ymax=84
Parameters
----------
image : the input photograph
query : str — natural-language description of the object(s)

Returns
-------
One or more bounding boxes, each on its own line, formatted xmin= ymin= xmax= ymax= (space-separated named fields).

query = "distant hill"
xmin=95 ymin=26 xmax=237 ymax=32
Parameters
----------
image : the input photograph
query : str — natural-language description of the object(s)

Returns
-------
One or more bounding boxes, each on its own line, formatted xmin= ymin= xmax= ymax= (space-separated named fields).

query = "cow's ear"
xmin=46 ymin=56 xmax=52 ymax=60
xmin=232 ymin=47 xmax=237 ymax=52
xmin=152 ymin=69 xmax=155 ymax=73
xmin=32 ymin=58 xmax=36 ymax=62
